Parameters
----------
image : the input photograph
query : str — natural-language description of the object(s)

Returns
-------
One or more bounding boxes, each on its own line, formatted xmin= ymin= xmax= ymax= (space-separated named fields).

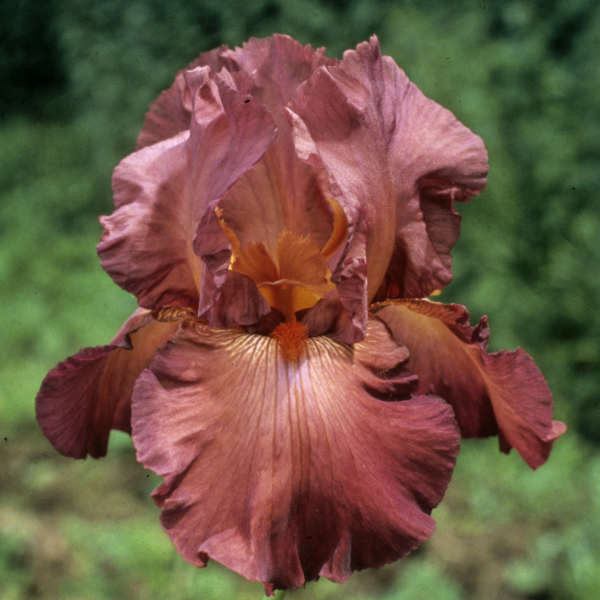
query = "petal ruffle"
xmin=290 ymin=36 xmax=488 ymax=301
xmin=98 ymin=66 xmax=276 ymax=312
xmin=36 ymin=310 xmax=177 ymax=458
xmin=132 ymin=319 xmax=459 ymax=592
xmin=375 ymin=300 xmax=566 ymax=469
xmin=135 ymin=45 xmax=228 ymax=149
xmin=136 ymin=35 xmax=334 ymax=150
xmin=224 ymin=35 xmax=336 ymax=119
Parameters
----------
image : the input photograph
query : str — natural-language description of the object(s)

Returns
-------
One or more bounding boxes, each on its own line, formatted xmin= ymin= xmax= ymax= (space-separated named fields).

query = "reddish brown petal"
xmin=36 ymin=310 xmax=177 ymax=459
xmin=98 ymin=66 xmax=276 ymax=312
xmin=290 ymin=36 xmax=488 ymax=301
xmin=131 ymin=319 xmax=459 ymax=592
xmin=375 ymin=300 xmax=565 ymax=469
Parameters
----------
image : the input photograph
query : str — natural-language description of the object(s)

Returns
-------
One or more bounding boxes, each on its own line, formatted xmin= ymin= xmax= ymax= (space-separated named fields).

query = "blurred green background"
xmin=1 ymin=0 xmax=599 ymax=598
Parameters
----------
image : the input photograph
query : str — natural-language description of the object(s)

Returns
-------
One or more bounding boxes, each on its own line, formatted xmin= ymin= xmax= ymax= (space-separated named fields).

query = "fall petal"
xmin=375 ymin=300 xmax=565 ymax=469
xmin=36 ymin=310 xmax=177 ymax=459
xmin=132 ymin=319 xmax=459 ymax=591
xmin=98 ymin=66 xmax=276 ymax=312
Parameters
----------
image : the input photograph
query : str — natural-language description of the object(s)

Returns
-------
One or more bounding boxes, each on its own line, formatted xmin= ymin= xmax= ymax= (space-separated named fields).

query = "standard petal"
xmin=225 ymin=34 xmax=336 ymax=117
xmin=98 ymin=66 xmax=276 ymax=312
xmin=135 ymin=67 xmax=193 ymax=150
xmin=98 ymin=132 xmax=201 ymax=310
xmin=375 ymin=300 xmax=565 ymax=469
xmin=196 ymin=101 xmax=350 ymax=330
xmin=135 ymin=45 xmax=228 ymax=149
xmin=131 ymin=319 xmax=459 ymax=592
xmin=136 ymin=35 xmax=333 ymax=150
xmin=36 ymin=310 xmax=177 ymax=459
xmin=290 ymin=36 xmax=488 ymax=301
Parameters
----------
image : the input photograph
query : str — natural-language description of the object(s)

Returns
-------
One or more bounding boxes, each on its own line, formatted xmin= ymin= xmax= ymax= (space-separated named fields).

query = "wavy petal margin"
xmin=375 ymin=300 xmax=566 ymax=469
xmin=225 ymin=34 xmax=335 ymax=118
xmin=36 ymin=310 xmax=177 ymax=458
xmin=290 ymin=36 xmax=488 ymax=301
xmin=98 ymin=66 xmax=276 ymax=313
xmin=132 ymin=319 xmax=459 ymax=592
xmin=136 ymin=35 xmax=334 ymax=150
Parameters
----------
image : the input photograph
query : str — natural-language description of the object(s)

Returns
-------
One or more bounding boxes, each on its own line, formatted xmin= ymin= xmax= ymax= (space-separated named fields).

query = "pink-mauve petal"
xmin=135 ymin=69 xmax=193 ymax=151
xmin=135 ymin=46 xmax=228 ymax=149
xmin=225 ymin=35 xmax=336 ymax=118
xmin=202 ymin=270 xmax=271 ymax=329
xmin=98 ymin=66 xmax=276 ymax=312
xmin=98 ymin=133 xmax=200 ymax=310
xmin=36 ymin=310 xmax=177 ymax=459
xmin=289 ymin=50 xmax=395 ymax=304
xmin=290 ymin=36 xmax=487 ymax=301
xmin=131 ymin=319 xmax=459 ymax=592
xmin=136 ymin=35 xmax=333 ymax=150
xmin=375 ymin=300 xmax=565 ymax=469
xmin=296 ymin=222 xmax=369 ymax=344
xmin=194 ymin=39 xmax=336 ymax=255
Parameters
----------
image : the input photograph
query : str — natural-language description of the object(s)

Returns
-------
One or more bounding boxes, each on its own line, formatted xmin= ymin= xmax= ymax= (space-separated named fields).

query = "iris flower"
xmin=37 ymin=35 xmax=565 ymax=593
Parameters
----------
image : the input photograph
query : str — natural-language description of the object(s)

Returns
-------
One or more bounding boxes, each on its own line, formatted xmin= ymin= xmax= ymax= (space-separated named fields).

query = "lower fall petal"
xmin=36 ymin=310 xmax=178 ymax=458
xmin=375 ymin=300 xmax=566 ymax=469
xmin=131 ymin=319 xmax=459 ymax=592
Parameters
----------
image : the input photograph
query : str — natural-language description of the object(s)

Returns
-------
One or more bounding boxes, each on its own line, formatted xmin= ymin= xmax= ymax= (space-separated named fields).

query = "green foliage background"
xmin=1 ymin=0 xmax=598 ymax=598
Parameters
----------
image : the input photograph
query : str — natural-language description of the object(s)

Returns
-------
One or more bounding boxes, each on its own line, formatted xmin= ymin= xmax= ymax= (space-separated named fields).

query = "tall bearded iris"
xmin=36 ymin=35 xmax=565 ymax=593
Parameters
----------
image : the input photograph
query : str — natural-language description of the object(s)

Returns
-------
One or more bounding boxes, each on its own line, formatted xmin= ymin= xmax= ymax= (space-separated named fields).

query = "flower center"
xmin=270 ymin=320 xmax=309 ymax=361
xmin=215 ymin=199 xmax=347 ymax=322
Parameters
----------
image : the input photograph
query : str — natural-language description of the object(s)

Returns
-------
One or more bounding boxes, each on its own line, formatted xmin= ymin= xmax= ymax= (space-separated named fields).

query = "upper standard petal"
xmin=98 ymin=67 xmax=276 ymax=312
xmin=131 ymin=318 xmax=459 ymax=592
xmin=290 ymin=36 xmax=488 ymax=301
xmin=375 ymin=300 xmax=565 ymax=469
xmin=36 ymin=309 xmax=178 ymax=458
xmin=187 ymin=37 xmax=349 ymax=331
xmin=136 ymin=34 xmax=334 ymax=150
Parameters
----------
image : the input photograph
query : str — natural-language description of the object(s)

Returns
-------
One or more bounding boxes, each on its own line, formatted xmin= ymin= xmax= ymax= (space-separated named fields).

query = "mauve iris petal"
xmin=225 ymin=34 xmax=336 ymax=118
xmin=36 ymin=310 xmax=177 ymax=459
xmin=131 ymin=319 xmax=459 ymax=592
xmin=135 ymin=45 xmax=229 ymax=149
xmin=290 ymin=36 xmax=487 ymax=301
xmin=98 ymin=132 xmax=201 ymax=310
xmin=375 ymin=300 xmax=565 ymax=469
xmin=136 ymin=35 xmax=333 ymax=151
xmin=98 ymin=66 xmax=276 ymax=313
